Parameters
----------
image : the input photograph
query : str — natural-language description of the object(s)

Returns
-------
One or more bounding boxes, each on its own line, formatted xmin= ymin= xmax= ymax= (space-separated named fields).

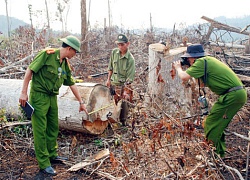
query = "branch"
xmin=67 ymin=149 xmax=110 ymax=172
xmin=0 ymin=121 xmax=31 ymax=130
xmin=225 ymin=129 xmax=250 ymax=141
xmin=0 ymin=53 xmax=37 ymax=73
xmin=221 ymin=164 xmax=244 ymax=180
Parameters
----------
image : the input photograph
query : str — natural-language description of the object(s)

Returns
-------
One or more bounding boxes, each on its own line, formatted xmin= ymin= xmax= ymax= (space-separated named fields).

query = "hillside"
xmin=0 ymin=15 xmax=250 ymax=37
xmin=0 ymin=15 xmax=28 ymax=35
xmin=214 ymin=15 xmax=250 ymax=29
xmin=212 ymin=15 xmax=250 ymax=41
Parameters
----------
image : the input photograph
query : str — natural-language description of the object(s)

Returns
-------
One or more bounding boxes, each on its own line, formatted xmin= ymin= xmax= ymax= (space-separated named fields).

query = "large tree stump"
xmin=0 ymin=79 xmax=121 ymax=135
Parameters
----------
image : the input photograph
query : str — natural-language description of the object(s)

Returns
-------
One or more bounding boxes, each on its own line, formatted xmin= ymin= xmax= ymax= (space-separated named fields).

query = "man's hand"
xmin=79 ymin=103 xmax=88 ymax=114
xmin=171 ymin=60 xmax=191 ymax=82
xmin=106 ymin=79 xmax=111 ymax=87
xmin=19 ymin=93 xmax=28 ymax=107
xmin=172 ymin=60 xmax=182 ymax=70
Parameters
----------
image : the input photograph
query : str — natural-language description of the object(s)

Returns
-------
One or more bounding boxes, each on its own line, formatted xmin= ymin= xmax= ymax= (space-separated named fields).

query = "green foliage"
xmin=13 ymin=124 xmax=33 ymax=138
xmin=94 ymin=139 xmax=103 ymax=148
xmin=0 ymin=106 xmax=33 ymax=138
xmin=141 ymin=127 xmax=147 ymax=135
xmin=114 ymin=138 xmax=121 ymax=147
xmin=0 ymin=108 xmax=7 ymax=124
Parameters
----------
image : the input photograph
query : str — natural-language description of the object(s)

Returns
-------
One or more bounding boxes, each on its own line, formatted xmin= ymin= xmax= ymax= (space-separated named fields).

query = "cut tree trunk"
xmin=0 ymin=79 xmax=121 ymax=135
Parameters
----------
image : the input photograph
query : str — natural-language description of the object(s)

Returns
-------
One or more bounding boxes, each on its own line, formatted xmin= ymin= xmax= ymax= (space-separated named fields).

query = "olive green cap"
xmin=115 ymin=34 xmax=128 ymax=43
xmin=60 ymin=35 xmax=81 ymax=52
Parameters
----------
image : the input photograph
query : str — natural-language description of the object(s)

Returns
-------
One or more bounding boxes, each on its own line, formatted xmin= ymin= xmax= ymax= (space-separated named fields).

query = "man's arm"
xmin=126 ymin=58 xmax=135 ymax=83
xmin=106 ymin=70 xmax=113 ymax=87
xmin=19 ymin=67 xmax=33 ymax=106
xmin=172 ymin=60 xmax=191 ymax=82
xmin=70 ymin=84 xmax=88 ymax=114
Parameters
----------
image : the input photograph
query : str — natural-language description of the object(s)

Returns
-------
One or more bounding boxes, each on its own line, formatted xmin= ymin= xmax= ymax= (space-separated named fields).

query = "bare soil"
xmin=1 ymin=81 xmax=249 ymax=180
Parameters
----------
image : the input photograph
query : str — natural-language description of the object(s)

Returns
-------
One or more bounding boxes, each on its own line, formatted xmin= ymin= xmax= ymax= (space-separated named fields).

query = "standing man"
xmin=19 ymin=35 xmax=88 ymax=176
xmin=172 ymin=44 xmax=247 ymax=157
xmin=106 ymin=34 xmax=135 ymax=125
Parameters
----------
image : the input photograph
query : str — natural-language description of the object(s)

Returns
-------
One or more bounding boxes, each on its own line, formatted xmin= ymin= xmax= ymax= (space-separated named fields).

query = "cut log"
xmin=0 ymin=79 xmax=121 ymax=135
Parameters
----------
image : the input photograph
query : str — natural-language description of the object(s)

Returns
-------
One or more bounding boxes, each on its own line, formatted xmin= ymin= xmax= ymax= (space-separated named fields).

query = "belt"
xmin=224 ymin=86 xmax=244 ymax=94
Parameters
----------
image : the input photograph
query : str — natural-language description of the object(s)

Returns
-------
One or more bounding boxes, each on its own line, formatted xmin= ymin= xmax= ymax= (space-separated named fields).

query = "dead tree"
xmin=81 ymin=0 xmax=88 ymax=57
xmin=201 ymin=16 xmax=250 ymax=45
xmin=4 ymin=0 xmax=11 ymax=38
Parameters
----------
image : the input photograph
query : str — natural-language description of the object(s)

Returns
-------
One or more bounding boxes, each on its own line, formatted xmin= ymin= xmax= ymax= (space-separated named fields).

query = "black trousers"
xmin=119 ymin=100 xmax=128 ymax=125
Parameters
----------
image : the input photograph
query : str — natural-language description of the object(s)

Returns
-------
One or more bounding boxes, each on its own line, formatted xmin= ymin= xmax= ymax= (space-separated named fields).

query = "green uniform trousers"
xmin=30 ymin=91 xmax=59 ymax=169
xmin=204 ymin=89 xmax=247 ymax=157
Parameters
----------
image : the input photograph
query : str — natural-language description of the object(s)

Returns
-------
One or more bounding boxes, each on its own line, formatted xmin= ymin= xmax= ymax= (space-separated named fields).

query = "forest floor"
xmin=0 ymin=76 xmax=249 ymax=180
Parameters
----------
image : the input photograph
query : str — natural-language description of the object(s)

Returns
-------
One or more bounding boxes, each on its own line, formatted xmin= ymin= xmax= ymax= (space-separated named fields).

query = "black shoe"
xmin=50 ymin=156 xmax=68 ymax=163
xmin=41 ymin=166 xmax=57 ymax=176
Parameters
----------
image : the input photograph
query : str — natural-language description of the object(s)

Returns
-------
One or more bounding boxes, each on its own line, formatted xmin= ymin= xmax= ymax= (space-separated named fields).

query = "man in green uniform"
xmin=19 ymin=35 xmax=88 ymax=176
xmin=172 ymin=44 xmax=247 ymax=157
xmin=106 ymin=34 xmax=135 ymax=125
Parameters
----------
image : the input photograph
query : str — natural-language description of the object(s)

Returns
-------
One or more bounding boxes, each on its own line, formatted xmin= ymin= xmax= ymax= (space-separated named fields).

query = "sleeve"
xmin=107 ymin=50 xmax=114 ymax=71
xmin=29 ymin=50 xmax=47 ymax=73
xmin=126 ymin=56 xmax=136 ymax=82
xmin=63 ymin=76 xmax=75 ymax=86
xmin=63 ymin=60 xmax=75 ymax=86
xmin=186 ymin=59 xmax=205 ymax=79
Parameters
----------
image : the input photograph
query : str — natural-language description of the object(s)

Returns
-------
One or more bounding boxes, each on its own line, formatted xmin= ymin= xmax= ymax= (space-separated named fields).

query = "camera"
xmin=180 ymin=57 xmax=190 ymax=66
xmin=198 ymin=96 xmax=208 ymax=115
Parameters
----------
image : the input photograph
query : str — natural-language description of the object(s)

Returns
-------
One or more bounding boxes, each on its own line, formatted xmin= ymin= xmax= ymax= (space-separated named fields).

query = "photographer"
xmin=172 ymin=44 xmax=247 ymax=157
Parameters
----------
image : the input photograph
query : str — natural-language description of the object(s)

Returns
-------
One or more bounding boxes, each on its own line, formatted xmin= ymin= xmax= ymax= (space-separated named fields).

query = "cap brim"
xmin=181 ymin=52 xmax=209 ymax=58
xmin=59 ymin=38 xmax=81 ymax=53
xmin=115 ymin=40 xmax=127 ymax=44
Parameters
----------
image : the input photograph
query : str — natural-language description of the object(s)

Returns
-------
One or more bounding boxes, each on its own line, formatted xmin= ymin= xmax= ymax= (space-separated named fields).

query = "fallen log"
xmin=0 ymin=79 xmax=121 ymax=135
xmin=0 ymin=53 xmax=36 ymax=74
xmin=209 ymin=42 xmax=245 ymax=49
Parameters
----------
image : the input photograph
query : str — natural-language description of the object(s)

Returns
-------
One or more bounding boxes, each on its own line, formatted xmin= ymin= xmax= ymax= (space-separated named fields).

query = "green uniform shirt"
xmin=108 ymin=48 xmax=135 ymax=85
xmin=186 ymin=56 xmax=243 ymax=95
xmin=29 ymin=49 xmax=75 ymax=95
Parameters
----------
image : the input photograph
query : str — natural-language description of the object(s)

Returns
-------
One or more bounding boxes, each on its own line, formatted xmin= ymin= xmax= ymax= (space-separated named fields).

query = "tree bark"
xmin=4 ymin=0 xmax=11 ymax=38
xmin=81 ymin=0 xmax=88 ymax=57
xmin=0 ymin=79 xmax=121 ymax=135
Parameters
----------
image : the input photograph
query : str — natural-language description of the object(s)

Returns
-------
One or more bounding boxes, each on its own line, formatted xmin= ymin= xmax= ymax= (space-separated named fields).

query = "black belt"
xmin=223 ymin=86 xmax=244 ymax=94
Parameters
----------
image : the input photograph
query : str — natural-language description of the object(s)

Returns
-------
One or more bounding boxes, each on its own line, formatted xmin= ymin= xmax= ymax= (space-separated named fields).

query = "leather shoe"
xmin=41 ymin=166 xmax=57 ymax=176
xmin=50 ymin=156 xmax=68 ymax=163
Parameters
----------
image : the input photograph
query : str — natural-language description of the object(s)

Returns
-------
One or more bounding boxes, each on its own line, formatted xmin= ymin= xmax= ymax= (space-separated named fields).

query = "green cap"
xmin=60 ymin=35 xmax=81 ymax=52
xmin=115 ymin=34 xmax=128 ymax=43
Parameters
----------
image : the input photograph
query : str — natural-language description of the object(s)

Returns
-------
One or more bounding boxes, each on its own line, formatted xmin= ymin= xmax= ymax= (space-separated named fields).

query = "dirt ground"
xmin=0 ymin=82 xmax=249 ymax=180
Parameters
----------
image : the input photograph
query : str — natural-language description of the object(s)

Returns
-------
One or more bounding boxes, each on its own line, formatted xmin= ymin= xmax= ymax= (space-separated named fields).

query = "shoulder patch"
xmin=46 ymin=48 xmax=55 ymax=54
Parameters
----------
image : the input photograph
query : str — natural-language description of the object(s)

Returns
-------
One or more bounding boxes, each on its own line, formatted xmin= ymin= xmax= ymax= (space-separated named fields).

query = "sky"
xmin=0 ymin=0 xmax=250 ymax=34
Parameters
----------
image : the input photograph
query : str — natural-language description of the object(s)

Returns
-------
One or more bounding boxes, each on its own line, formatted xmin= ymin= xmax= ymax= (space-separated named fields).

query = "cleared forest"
xmin=0 ymin=20 xmax=250 ymax=180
